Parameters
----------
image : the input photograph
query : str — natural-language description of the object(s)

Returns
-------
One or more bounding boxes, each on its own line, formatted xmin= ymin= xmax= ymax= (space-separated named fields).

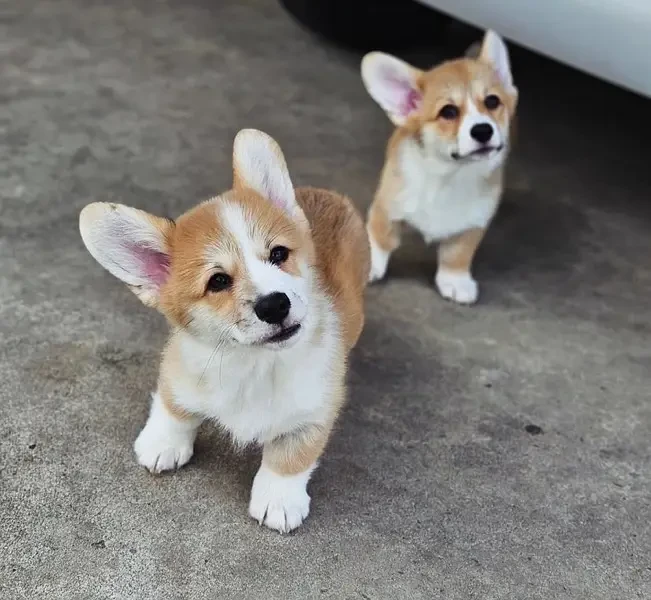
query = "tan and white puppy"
xmin=79 ymin=129 xmax=370 ymax=533
xmin=361 ymin=30 xmax=518 ymax=304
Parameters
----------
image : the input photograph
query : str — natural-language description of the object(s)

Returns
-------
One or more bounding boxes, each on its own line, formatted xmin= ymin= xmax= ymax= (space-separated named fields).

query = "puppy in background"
xmin=361 ymin=30 xmax=518 ymax=304
xmin=79 ymin=129 xmax=370 ymax=533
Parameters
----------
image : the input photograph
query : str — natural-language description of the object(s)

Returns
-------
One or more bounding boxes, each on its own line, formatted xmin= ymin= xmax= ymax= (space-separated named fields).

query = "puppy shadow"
xmin=311 ymin=321 xmax=453 ymax=503
xmin=479 ymin=186 xmax=589 ymax=278
xmin=191 ymin=428 xmax=262 ymax=503
xmin=379 ymin=183 xmax=589 ymax=298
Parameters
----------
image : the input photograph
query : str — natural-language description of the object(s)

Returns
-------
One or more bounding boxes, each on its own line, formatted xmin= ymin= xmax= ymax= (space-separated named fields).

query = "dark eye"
xmin=438 ymin=104 xmax=459 ymax=120
xmin=269 ymin=246 xmax=289 ymax=265
xmin=484 ymin=94 xmax=501 ymax=110
xmin=206 ymin=272 xmax=232 ymax=293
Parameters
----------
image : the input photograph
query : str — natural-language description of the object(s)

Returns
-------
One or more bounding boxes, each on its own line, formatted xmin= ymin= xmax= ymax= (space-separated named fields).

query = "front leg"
xmin=134 ymin=388 xmax=201 ymax=473
xmin=367 ymin=202 xmax=402 ymax=282
xmin=249 ymin=422 xmax=332 ymax=533
xmin=366 ymin=167 xmax=402 ymax=282
xmin=436 ymin=227 xmax=486 ymax=304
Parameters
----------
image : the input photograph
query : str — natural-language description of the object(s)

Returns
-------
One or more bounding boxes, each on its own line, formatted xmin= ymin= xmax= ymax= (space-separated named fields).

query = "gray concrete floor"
xmin=1 ymin=1 xmax=650 ymax=598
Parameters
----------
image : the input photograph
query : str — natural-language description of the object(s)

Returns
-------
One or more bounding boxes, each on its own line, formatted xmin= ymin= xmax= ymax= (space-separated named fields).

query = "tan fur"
xmin=438 ymin=227 xmax=486 ymax=273
xmin=367 ymin=165 xmax=403 ymax=254
xmin=159 ymin=373 xmax=194 ymax=421
xmin=296 ymin=187 xmax=370 ymax=350
xmin=264 ymin=422 xmax=333 ymax=476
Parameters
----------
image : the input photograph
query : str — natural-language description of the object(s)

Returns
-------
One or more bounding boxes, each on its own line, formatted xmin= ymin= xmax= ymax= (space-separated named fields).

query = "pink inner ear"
xmin=404 ymin=88 xmax=422 ymax=115
xmin=384 ymin=70 xmax=421 ymax=118
xmin=261 ymin=172 xmax=287 ymax=211
xmin=126 ymin=242 xmax=171 ymax=287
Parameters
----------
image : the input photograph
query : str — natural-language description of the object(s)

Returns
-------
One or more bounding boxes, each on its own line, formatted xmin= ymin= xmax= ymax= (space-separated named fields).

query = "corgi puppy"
xmin=361 ymin=30 xmax=518 ymax=304
xmin=79 ymin=129 xmax=370 ymax=533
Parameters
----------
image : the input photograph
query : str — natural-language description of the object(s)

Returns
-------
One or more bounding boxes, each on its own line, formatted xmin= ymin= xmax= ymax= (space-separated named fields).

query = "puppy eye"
xmin=206 ymin=272 xmax=232 ymax=293
xmin=484 ymin=94 xmax=501 ymax=110
xmin=269 ymin=246 xmax=289 ymax=265
xmin=438 ymin=104 xmax=459 ymax=120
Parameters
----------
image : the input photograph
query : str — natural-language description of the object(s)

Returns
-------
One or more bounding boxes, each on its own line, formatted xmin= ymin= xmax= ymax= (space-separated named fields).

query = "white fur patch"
xmin=249 ymin=463 xmax=314 ymax=533
xmin=368 ymin=227 xmax=390 ymax=282
xmin=172 ymin=307 xmax=337 ymax=444
xmin=133 ymin=391 xmax=200 ymax=473
xmin=457 ymin=98 xmax=502 ymax=159
xmin=397 ymin=137 xmax=501 ymax=243
xmin=219 ymin=201 xmax=308 ymax=344
xmin=435 ymin=269 xmax=479 ymax=305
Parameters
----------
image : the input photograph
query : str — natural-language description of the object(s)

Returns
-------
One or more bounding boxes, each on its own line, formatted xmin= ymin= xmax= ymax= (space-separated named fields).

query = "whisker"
xmin=168 ymin=317 xmax=195 ymax=340
xmin=197 ymin=342 xmax=221 ymax=387
xmin=197 ymin=324 xmax=236 ymax=387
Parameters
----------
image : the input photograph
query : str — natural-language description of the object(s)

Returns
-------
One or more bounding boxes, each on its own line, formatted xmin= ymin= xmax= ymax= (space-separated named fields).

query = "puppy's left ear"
xmin=480 ymin=30 xmax=517 ymax=96
xmin=232 ymin=129 xmax=301 ymax=219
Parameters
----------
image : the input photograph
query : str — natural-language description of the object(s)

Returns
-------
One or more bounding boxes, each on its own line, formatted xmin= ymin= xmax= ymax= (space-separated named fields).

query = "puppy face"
xmin=79 ymin=129 xmax=315 ymax=351
xmin=361 ymin=30 xmax=518 ymax=169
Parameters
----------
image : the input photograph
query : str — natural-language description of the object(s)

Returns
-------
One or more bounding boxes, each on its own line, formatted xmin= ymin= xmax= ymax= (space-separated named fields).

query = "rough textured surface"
xmin=1 ymin=1 xmax=650 ymax=598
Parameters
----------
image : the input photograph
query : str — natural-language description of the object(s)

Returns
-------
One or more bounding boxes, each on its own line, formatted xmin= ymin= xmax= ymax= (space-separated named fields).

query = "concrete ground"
xmin=1 ymin=1 xmax=649 ymax=598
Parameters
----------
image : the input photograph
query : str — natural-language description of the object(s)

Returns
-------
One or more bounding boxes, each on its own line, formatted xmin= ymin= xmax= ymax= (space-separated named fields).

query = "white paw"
xmin=435 ymin=269 xmax=479 ymax=304
xmin=249 ymin=464 xmax=313 ymax=533
xmin=133 ymin=423 xmax=194 ymax=474
xmin=368 ymin=234 xmax=390 ymax=282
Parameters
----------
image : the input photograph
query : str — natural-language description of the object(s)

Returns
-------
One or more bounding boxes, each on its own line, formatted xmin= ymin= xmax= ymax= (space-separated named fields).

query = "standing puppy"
xmin=79 ymin=129 xmax=370 ymax=533
xmin=361 ymin=30 xmax=518 ymax=304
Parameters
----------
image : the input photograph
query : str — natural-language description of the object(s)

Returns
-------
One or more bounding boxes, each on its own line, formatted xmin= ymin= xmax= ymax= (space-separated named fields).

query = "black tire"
xmin=279 ymin=0 xmax=450 ymax=52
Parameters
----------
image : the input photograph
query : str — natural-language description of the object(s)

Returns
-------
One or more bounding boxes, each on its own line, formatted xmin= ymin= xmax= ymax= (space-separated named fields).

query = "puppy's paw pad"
xmin=435 ymin=270 xmax=478 ymax=304
xmin=134 ymin=428 xmax=194 ymax=474
xmin=249 ymin=467 xmax=311 ymax=533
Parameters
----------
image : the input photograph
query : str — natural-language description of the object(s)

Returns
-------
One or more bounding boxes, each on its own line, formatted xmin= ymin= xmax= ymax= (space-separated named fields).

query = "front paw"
xmin=435 ymin=269 xmax=479 ymax=304
xmin=368 ymin=238 xmax=390 ymax=283
xmin=134 ymin=424 xmax=194 ymax=474
xmin=249 ymin=465 xmax=312 ymax=533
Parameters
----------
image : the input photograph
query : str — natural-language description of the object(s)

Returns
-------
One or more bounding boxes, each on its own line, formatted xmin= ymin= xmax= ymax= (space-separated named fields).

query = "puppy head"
xmin=80 ymin=129 xmax=314 ymax=351
xmin=361 ymin=30 xmax=518 ymax=167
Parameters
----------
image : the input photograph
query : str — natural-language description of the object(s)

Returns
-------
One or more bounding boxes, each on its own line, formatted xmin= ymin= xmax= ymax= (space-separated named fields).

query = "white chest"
xmin=395 ymin=144 xmax=502 ymax=243
xmin=173 ymin=323 xmax=338 ymax=445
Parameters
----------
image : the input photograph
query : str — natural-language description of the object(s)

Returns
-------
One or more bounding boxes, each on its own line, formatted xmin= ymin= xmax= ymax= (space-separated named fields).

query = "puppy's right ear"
xmin=361 ymin=52 xmax=423 ymax=126
xmin=79 ymin=203 xmax=174 ymax=308
xmin=232 ymin=128 xmax=304 ymax=221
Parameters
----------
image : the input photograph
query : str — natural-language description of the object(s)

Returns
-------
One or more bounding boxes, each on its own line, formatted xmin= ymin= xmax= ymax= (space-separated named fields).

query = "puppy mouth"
xmin=261 ymin=323 xmax=302 ymax=345
xmin=451 ymin=145 xmax=504 ymax=161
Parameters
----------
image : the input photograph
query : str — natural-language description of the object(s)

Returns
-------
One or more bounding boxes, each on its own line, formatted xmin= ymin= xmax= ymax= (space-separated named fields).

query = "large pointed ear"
xmin=361 ymin=52 xmax=423 ymax=126
xmin=79 ymin=202 xmax=174 ymax=308
xmin=232 ymin=129 xmax=300 ymax=218
xmin=479 ymin=30 xmax=517 ymax=95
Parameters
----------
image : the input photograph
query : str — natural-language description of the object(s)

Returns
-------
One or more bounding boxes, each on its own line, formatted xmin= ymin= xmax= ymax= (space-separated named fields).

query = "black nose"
xmin=470 ymin=123 xmax=494 ymax=144
xmin=254 ymin=292 xmax=291 ymax=324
